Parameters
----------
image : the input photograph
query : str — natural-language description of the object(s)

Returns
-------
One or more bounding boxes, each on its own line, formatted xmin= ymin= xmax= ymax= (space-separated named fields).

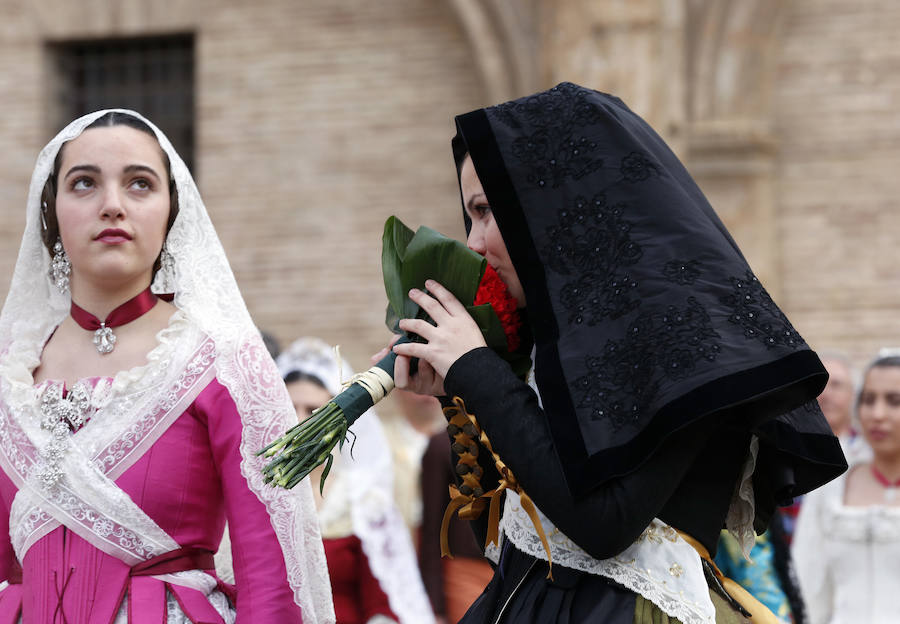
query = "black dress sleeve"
xmin=443 ymin=347 xmax=717 ymax=561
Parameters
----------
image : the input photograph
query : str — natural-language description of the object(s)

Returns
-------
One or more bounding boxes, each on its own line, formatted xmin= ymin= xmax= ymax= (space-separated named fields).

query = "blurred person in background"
xmin=782 ymin=351 xmax=870 ymax=544
xmin=260 ymin=329 xmax=282 ymax=359
xmin=420 ymin=429 xmax=494 ymax=624
xmin=714 ymin=511 xmax=806 ymax=623
xmin=793 ymin=352 xmax=900 ymax=624
xmin=377 ymin=389 xmax=445 ymax=539
xmin=817 ymin=352 xmax=869 ymax=464
xmin=0 ymin=111 xmax=332 ymax=622
xmin=817 ymin=352 xmax=854 ymax=439
xmin=277 ymin=337 xmax=434 ymax=624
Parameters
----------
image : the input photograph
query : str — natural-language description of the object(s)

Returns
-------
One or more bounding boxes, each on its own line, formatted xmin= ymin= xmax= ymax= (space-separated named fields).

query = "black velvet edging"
xmin=757 ymin=419 xmax=848 ymax=494
xmin=455 ymin=109 xmax=588 ymax=495
xmin=454 ymin=110 xmax=558 ymax=346
xmin=567 ymin=349 xmax=833 ymax=497
xmin=451 ymin=132 xmax=473 ymax=235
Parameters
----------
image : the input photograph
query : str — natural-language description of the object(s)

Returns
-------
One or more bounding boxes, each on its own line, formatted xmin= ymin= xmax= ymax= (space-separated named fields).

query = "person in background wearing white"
xmin=793 ymin=352 xmax=900 ymax=624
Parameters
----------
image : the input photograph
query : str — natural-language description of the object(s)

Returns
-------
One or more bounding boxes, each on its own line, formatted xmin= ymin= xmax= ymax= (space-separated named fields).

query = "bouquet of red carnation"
xmin=259 ymin=216 xmax=529 ymax=490
xmin=474 ymin=264 xmax=522 ymax=353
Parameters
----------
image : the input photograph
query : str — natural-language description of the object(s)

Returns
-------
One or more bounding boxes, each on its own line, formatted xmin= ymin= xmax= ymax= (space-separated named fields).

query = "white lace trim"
xmin=0 ymin=110 xmax=334 ymax=622
xmin=819 ymin=471 xmax=900 ymax=541
xmin=725 ymin=435 xmax=759 ymax=561
xmin=365 ymin=616 xmax=399 ymax=624
xmin=501 ymin=491 xmax=715 ymax=624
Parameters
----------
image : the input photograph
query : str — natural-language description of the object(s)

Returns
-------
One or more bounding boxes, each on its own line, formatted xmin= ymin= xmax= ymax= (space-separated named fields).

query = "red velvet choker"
xmin=70 ymin=287 xmax=158 ymax=355
xmin=871 ymin=464 xmax=900 ymax=502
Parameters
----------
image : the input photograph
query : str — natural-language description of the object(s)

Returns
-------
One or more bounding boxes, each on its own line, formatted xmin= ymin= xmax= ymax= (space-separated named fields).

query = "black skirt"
xmin=459 ymin=540 xmax=753 ymax=624
xmin=459 ymin=541 xmax=635 ymax=624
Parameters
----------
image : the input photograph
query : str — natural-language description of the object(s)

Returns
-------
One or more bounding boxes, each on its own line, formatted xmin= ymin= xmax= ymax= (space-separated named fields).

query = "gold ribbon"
xmin=677 ymin=531 xmax=781 ymax=624
xmin=439 ymin=397 xmax=554 ymax=579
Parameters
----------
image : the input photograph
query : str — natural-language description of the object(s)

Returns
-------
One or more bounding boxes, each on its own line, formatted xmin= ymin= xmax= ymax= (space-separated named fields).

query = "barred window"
xmin=48 ymin=34 xmax=195 ymax=171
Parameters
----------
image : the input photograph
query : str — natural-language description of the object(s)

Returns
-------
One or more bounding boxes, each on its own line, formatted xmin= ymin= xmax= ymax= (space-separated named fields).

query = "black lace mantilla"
xmin=663 ymin=260 xmax=701 ymax=286
xmin=544 ymin=194 xmax=643 ymax=325
xmin=572 ymin=297 xmax=721 ymax=430
xmin=621 ymin=151 xmax=661 ymax=183
xmin=721 ymin=271 xmax=806 ymax=349
xmin=489 ymin=83 xmax=606 ymax=189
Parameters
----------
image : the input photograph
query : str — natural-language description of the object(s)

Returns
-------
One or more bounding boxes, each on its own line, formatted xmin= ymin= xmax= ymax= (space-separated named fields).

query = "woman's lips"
xmin=868 ymin=428 xmax=890 ymax=442
xmin=95 ymin=229 xmax=132 ymax=244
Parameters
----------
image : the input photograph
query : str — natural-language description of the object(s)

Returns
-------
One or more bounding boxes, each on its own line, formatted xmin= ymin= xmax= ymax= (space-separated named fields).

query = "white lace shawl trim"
xmin=0 ymin=110 xmax=333 ymax=622
xmin=500 ymin=491 xmax=716 ymax=624
xmin=199 ymin=333 xmax=337 ymax=621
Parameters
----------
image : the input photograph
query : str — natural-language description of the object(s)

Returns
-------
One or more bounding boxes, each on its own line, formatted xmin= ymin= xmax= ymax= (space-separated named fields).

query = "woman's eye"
xmin=887 ymin=394 xmax=900 ymax=407
xmin=72 ymin=177 xmax=94 ymax=191
xmin=859 ymin=393 xmax=875 ymax=406
xmin=130 ymin=178 xmax=152 ymax=191
xmin=473 ymin=204 xmax=492 ymax=217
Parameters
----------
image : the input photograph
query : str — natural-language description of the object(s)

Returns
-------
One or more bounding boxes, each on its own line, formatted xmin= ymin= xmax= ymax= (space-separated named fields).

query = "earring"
xmin=49 ymin=238 xmax=71 ymax=294
xmin=159 ymin=242 xmax=174 ymax=276
xmin=154 ymin=241 xmax=176 ymax=293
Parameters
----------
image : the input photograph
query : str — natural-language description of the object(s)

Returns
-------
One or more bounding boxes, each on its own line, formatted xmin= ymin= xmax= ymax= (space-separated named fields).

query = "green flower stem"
xmin=259 ymin=335 xmax=413 ymax=490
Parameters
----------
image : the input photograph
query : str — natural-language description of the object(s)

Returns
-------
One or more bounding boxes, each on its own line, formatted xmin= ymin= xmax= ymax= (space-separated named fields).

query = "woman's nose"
xmin=871 ymin=400 xmax=889 ymax=421
xmin=100 ymin=187 xmax=125 ymax=220
xmin=467 ymin=226 xmax=486 ymax=255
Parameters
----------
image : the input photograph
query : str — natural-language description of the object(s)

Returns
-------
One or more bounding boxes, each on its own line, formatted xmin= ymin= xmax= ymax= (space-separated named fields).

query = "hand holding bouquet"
xmin=258 ymin=216 xmax=527 ymax=490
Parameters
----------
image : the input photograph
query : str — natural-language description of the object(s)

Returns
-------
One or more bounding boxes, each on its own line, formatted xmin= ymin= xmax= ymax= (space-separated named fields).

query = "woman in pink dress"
xmin=0 ymin=110 xmax=335 ymax=623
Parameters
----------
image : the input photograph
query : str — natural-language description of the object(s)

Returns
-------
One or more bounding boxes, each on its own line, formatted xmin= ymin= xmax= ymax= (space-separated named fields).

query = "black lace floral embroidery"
xmin=720 ymin=271 xmax=806 ymax=349
xmin=489 ymin=83 xmax=605 ymax=189
xmin=572 ymin=297 xmax=721 ymax=430
xmin=544 ymin=194 xmax=642 ymax=325
xmin=621 ymin=152 xmax=661 ymax=182
xmin=663 ymin=260 xmax=701 ymax=285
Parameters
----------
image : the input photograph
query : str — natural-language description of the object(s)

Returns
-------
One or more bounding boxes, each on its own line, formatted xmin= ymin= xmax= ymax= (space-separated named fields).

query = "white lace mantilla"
xmin=500 ymin=491 xmax=715 ymax=624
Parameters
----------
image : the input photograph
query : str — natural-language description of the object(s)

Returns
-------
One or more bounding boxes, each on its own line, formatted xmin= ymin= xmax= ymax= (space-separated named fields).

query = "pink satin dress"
xmin=0 ymin=378 xmax=304 ymax=623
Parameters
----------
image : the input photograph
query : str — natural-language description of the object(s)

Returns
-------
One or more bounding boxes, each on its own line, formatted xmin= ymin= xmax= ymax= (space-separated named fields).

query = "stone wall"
xmin=774 ymin=0 xmax=900 ymax=367
xmin=0 ymin=0 xmax=897 ymax=374
xmin=0 ymin=0 xmax=486 ymax=367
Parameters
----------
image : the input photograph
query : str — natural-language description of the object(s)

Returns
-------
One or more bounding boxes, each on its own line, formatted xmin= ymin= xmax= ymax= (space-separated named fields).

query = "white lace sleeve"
xmin=791 ymin=484 xmax=833 ymax=624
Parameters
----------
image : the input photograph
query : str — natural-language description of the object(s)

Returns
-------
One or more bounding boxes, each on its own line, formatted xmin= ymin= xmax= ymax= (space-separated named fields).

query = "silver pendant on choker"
xmin=70 ymin=288 xmax=158 ymax=356
xmin=93 ymin=323 xmax=117 ymax=354
xmin=886 ymin=487 xmax=897 ymax=502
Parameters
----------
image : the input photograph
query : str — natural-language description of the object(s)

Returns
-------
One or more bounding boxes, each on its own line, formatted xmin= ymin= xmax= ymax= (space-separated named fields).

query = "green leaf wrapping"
xmin=382 ymin=216 xmax=487 ymax=332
